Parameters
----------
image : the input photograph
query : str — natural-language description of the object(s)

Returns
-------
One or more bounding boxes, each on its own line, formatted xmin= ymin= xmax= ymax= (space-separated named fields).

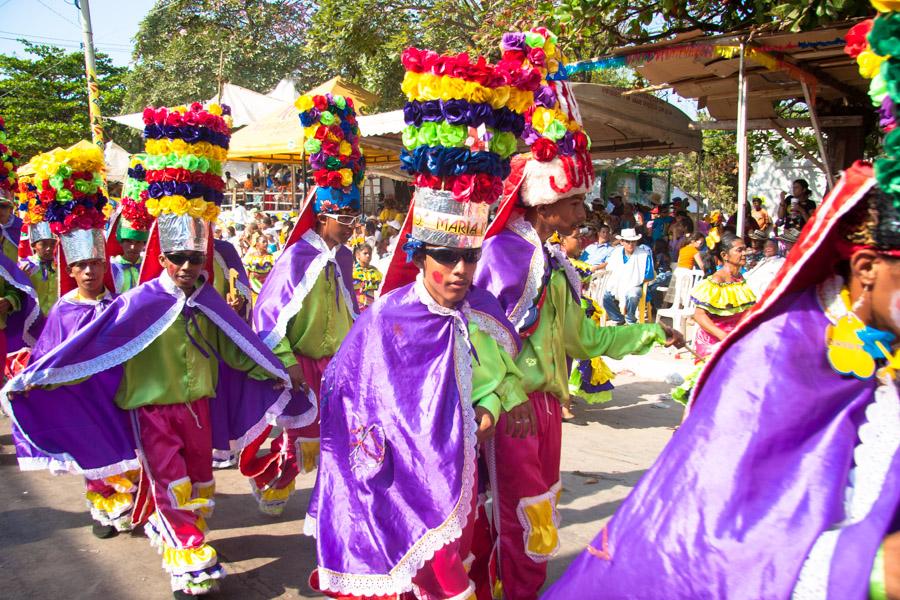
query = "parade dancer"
xmin=0 ymin=114 xmax=22 ymax=264
xmin=23 ymin=142 xmax=133 ymax=538
xmin=309 ymin=78 xmax=529 ymax=597
xmin=242 ymin=92 xmax=364 ymax=516
xmin=17 ymin=217 xmax=57 ymax=317
xmin=109 ymin=154 xmax=151 ymax=294
xmin=2 ymin=105 xmax=310 ymax=598
xmin=472 ymin=29 xmax=682 ymax=599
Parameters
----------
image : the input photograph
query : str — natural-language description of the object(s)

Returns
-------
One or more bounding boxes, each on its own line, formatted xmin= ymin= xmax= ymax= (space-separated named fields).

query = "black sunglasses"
xmin=423 ymin=247 xmax=482 ymax=266
xmin=164 ymin=252 xmax=206 ymax=266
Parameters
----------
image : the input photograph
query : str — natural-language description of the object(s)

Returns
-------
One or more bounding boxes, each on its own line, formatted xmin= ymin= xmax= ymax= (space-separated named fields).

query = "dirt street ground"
xmin=0 ymin=348 xmax=687 ymax=599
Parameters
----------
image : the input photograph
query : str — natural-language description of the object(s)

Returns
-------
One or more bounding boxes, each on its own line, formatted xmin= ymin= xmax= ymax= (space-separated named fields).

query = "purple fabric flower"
xmin=880 ymin=96 xmax=896 ymax=130
xmin=45 ymin=200 xmax=75 ymax=222
xmin=558 ymin=132 xmax=576 ymax=157
xmin=403 ymin=102 xmax=423 ymax=126
xmin=533 ymin=85 xmax=557 ymax=109
xmin=441 ymin=99 xmax=469 ymax=125
xmin=309 ymin=152 xmax=327 ymax=170
xmin=502 ymin=32 xmax=526 ymax=52
xmin=421 ymin=100 xmax=443 ymax=122
xmin=469 ymin=103 xmax=495 ymax=128
xmin=521 ymin=123 xmax=540 ymax=146
xmin=221 ymin=104 xmax=232 ymax=116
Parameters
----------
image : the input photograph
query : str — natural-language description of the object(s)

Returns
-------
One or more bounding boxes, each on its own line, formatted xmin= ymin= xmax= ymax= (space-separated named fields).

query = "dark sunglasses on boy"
xmin=423 ymin=247 xmax=482 ymax=266
xmin=165 ymin=252 xmax=206 ymax=266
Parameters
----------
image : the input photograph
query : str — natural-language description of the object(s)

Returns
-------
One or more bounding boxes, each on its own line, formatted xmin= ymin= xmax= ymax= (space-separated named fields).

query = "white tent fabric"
xmin=266 ymin=78 xmax=299 ymax=103
xmin=104 ymin=140 xmax=131 ymax=183
xmin=109 ymin=83 xmax=290 ymax=131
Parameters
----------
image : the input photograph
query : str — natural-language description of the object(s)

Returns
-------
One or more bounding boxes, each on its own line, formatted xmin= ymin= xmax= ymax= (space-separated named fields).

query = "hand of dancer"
xmin=660 ymin=324 xmax=685 ymax=348
xmin=474 ymin=406 xmax=495 ymax=443
xmin=505 ymin=401 xmax=537 ymax=438
xmin=285 ymin=363 xmax=307 ymax=393
xmin=227 ymin=293 xmax=246 ymax=314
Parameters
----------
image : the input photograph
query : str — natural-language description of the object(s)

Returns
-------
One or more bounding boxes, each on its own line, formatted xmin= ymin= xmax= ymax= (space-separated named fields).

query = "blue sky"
xmin=0 ymin=0 xmax=155 ymax=66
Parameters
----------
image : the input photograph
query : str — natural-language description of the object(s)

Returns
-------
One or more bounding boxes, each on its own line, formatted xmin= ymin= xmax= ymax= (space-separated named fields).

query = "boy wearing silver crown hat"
xmin=472 ymin=29 xmax=683 ymax=599
xmin=244 ymin=93 xmax=363 ymax=516
xmin=307 ymin=184 xmax=529 ymax=600
xmin=18 ymin=221 xmax=58 ymax=316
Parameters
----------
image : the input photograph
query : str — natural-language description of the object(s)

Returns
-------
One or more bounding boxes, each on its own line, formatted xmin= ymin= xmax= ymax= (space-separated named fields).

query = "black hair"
xmin=793 ymin=178 xmax=810 ymax=191
xmin=700 ymin=251 xmax=718 ymax=277
xmin=713 ymin=232 xmax=743 ymax=261
xmin=354 ymin=243 xmax=372 ymax=254
xmin=689 ymin=231 xmax=705 ymax=243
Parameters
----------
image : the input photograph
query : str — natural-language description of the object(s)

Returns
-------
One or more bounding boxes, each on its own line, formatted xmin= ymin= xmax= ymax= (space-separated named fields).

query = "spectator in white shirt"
xmin=602 ymin=228 xmax=655 ymax=325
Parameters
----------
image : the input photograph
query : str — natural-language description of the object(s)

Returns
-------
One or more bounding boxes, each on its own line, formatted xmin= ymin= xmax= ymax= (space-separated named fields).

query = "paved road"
xmin=0 ymin=349 xmax=685 ymax=599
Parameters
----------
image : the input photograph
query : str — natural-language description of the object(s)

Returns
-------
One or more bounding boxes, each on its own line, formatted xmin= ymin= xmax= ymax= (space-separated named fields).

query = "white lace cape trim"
xmin=315 ymin=278 xmax=477 ymax=597
xmin=0 ymin=261 xmax=41 ymax=346
xmin=213 ymin=249 xmax=252 ymax=301
xmin=792 ymin=275 xmax=900 ymax=600
xmin=262 ymin=229 xmax=357 ymax=349
xmin=505 ymin=215 xmax=545 ymax=331
xmin=546 ymin=242 xmax=583 ymax=301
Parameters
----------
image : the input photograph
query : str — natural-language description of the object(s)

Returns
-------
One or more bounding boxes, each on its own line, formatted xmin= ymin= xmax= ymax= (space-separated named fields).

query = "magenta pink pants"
xmin=489 ymin=391 xmax=562 ymax=600
xmin=136 ymin=398 xmax=214 ymax=550
xmin=251 ymin=354 xmax=330 ymax=492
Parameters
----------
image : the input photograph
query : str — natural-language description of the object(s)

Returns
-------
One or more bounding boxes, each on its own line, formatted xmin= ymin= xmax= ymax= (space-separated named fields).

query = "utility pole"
xmin=76 ymin=0 xmax=104 ymax=148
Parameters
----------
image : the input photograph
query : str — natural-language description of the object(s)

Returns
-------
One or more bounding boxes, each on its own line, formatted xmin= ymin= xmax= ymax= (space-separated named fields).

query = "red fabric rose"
xmin=314 ymin=126 xmax=328 ymax=141
xmin=326 ymin=171 xmax=344 ymax=188
xmin=142 ymin=107 xmax=156 ymax=125
xmin=313 ymin=95 xmax=328 ymax=111
xmin=844 ymin=20 xmax=873 ymax=59
xmin=321 ymin=139 xmax=340 ymax=156
xmin=313 ymin=170 xmax=330 ymax=187
xmin=451 ymin=174 xmax=475 ymax=202
xmin=329 ymin=125 xmax=345 ymax=140
xmin=572 ymin=131 xmax=588 ymax=152
xmin=164 ymin=111 xmax=183 ymax=127
xmin=401 ymin=47 xmax=426 ymax=72
xmin=532 ymin=137 xmax=558 ymax=162
xmin=527 ymin=48 xmax=546 ymax=68
xmin=190 ymin=102 xmax=203 ymax=112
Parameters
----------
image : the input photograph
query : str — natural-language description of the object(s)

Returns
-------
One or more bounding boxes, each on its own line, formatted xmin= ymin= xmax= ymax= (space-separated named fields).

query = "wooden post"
xmin=736 ymin=42 xmax=749 ymax=236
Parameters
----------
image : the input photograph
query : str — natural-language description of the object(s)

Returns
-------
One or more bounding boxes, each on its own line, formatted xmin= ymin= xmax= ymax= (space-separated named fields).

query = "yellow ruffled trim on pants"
xmin=169 ymin=479 xmax=215 ymax=517
xmin=162 ymin=544 xmax=218 ymax=574
xmin=86 ymin=491 xmax=133 ymax=519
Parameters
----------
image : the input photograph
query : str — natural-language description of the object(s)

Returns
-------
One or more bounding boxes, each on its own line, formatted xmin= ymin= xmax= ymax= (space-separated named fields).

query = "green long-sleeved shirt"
xmin=25 ymin=260 xmax=58 ymax=317
xmin=114 ymin=296 xmax=297 ymax=411
xmin=469 ymin=321 xmax=527 ymax=421
xmin=518 ymin=267 xmax=665 ymax=402
xmin=281 ymin=268 xmax=354 ymax=359
xmin=0 ymin=277 xmax=21 ymax=329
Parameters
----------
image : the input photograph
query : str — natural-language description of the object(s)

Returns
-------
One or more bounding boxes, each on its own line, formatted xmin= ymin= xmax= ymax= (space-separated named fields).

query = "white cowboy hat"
xmin=615 ymin=228 xmax=642 ymax=242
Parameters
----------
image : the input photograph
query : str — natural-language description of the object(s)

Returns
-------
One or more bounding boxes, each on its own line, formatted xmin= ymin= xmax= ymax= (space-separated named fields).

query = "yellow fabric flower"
xmin=188 ymin=198 xmax=208 ymax=218
xmin=826 ymin=314 xmax=876 ymax=379
xmin=207 ymin=103 xmax=222 ymax=116
xmin=204 ymin=203 xmax=220 ymax=223
xmin=145 ymin=198 xmax=160 ymax=217
xmin=872 ymin=0 xmax=900 ymax=12
xmin=417 ymin=74 xmax=442 ymax=102
xmin=295 ymin=95 xmax=314 ymax=112
xmin=466 ymin=81 xmax=492 ymax=105
xmin=401 ymin=72 xmax=422 ymax=100
xmin=440 ymin=76 xmax=468 ymax=101
xmin=488 ymin=86 xmax=511 ymax=109
xmin=339 ymin=168 xmax=353 ymax=187
xmin=338 ymin=140 xmax=352 ymax=156
xmin=858 ymin=49 xmax=887 ymax=80
xmin=169 ymin=196 xmax=190 ymax=216
xmin=158 ymin=197 xmax=173 ymax=214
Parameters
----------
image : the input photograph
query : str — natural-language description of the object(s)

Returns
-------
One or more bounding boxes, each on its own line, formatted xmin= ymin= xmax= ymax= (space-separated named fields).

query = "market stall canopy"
xmin=630 ymin=22 xmax=868 ymax=121
xmin=569 ymin=82 xmax=700 ymax=157
xmin=109 ymin=82 xmax=288 ymax=130
xmin=103 ymin=140 xmax=131 ymax=183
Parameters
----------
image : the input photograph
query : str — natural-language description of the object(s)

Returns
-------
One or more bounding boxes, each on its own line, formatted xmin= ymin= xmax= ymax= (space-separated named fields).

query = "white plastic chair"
xmin=655 ymin=268 xmax=705 ymax=336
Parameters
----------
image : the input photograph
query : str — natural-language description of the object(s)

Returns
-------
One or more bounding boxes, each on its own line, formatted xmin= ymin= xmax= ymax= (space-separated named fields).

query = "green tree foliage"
xmin=125 ymin=0 xmax=319 ymax=111
xmin=0 ymin=43 xmax=131 ymax=161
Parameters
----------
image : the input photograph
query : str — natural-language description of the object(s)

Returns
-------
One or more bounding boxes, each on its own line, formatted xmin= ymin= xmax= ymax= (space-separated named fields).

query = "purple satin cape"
xmin=474 ymin=224 xmax=541 ymax=328
xmin=2 ymin=276 xmax=299 ymax=480
xmin=307 ymin=283 xmax=518 ymax=597
xmin=543 ymin=288 xmax=899 ymax=600
xmin=253 ymin=235 xmax=358 ymax=350
xmin=0 ymin=250 xmax=42 ymax=352
xmin=30 ymin=293 xmax=116 ymax=361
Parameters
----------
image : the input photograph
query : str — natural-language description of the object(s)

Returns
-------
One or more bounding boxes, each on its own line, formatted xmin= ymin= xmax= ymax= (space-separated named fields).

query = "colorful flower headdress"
xmin=118 ymin=153 xmax=153 ymax=240
xmin=141 ymin=102 xmax=231 ymax=223
xmin=0 ymin=115 xmax=21 ymax=196
xmin=296 ymin=93 xmax=365 ymax=213
xmin=499 ymin=26 xmax=594 ymax=208
xmin=847 ymin=2 xmax=900 ymax=221
xmin=399 ymin=44 xmax=541 ymax=203
xmin=505 ymin=28 xmax=591 ymax=164
xmin=25 ymin=141 xmax=108 ymax=235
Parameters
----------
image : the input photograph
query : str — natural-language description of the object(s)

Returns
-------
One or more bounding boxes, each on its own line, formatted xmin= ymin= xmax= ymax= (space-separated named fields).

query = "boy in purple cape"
xmin=543 ymin=163 xmax=900 ymax=600
xmin=308 ymin=180 xmax=528 ymax=600
xmin=243 ymin=92 xmax=362 ymax=516
xmin=471 ymin=29 xmax=683 ymax=600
